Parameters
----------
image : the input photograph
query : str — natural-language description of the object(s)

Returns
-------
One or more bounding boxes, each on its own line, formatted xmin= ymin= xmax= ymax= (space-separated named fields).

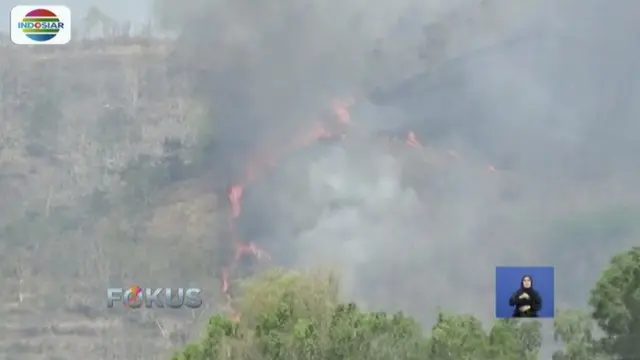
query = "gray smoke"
xmin=165 ymin=0 xmax=640 ymax=325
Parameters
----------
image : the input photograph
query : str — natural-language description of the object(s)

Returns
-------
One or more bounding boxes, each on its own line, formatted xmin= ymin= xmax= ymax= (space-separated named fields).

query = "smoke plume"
xmin=163 ymin=0 xmax=640 ymax=325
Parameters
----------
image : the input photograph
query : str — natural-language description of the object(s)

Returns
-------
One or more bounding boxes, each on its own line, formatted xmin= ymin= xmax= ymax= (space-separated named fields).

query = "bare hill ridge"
xmin=0 ymin=37 xmax=219 ymax=359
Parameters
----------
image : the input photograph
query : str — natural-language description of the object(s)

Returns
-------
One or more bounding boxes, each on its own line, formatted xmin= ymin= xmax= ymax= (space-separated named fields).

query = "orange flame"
xmin=406 ymin=131 xmax=422 ymax=148
xmin=219 ymin=99 xmax=431 ymax=320
xmin=220 ymin=267 xmax=230 ymax=294
xmin=219 ymin=100 xmax=354 ymax=319
xmin=228 ymin=185 xmax=243 ymax=218
xmin=235 ymin=242 xmax=271 ymax=261
xmin=332 ymin=99 xmax=353 ymax=125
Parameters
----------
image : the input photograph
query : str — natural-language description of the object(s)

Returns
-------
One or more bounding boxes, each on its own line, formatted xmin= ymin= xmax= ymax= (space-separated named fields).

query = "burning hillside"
xmin=215 ymin=98 xmax=501 ymax=320
xmin=217 ymin=99 xmax=434 ymax=318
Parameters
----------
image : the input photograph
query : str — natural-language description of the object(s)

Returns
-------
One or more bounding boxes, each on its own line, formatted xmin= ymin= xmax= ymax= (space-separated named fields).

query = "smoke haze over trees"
xmin=157 ymin=0 xmax=640 ymax=319
xmin=0 ymin=0 xmax=639 ymax=358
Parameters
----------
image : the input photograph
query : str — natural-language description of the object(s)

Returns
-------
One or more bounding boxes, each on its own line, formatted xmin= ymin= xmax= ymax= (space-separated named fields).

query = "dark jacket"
xmin=509 ymin=278 xmax=542 ymax=317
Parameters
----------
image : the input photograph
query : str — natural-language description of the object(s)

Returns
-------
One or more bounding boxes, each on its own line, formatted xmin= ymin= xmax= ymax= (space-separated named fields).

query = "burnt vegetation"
xmin=1 ymin=0 xmax=640 ymax=359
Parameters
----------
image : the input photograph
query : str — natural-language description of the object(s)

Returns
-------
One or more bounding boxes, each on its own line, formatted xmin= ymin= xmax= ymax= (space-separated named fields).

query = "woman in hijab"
xmin=509 ymin=275 xmax=542 ymax=317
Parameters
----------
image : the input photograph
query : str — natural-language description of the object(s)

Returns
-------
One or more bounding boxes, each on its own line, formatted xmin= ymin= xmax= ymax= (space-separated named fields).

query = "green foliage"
xmin=172 ymin=270 xmax=430 ymax=360
xmin=426 ymin=314 xmax=541 ymax=360
xmin=488 ymin=319 xmax=542 ymax=360
xmin=236 ymin=269 xmax=339 ymax=324
xmin=589 ymin=247 xmax=640 ymax=359
xmin=171 ymin=247 xmax=640 ymax=360
xmin=172 ymin=270 xmax=548 ymax=360
xmin=428 ymin=313 xmax=488 ymax=359
xmin=552 ymin=309 xmax=603 ymax=360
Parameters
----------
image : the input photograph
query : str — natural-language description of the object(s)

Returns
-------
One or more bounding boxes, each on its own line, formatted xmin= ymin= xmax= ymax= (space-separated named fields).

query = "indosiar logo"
xmin=11 ymin=6 xmax=71 ymax=45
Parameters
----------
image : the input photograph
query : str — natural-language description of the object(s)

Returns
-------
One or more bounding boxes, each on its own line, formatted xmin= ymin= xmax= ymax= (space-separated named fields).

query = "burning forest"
xmin=215 ymin=97 xmax=503 ymax=320
xmin=219 ymin=99 xmax=413 ymax=318
xmin=154 ymin=0 xmax=640 ymax=328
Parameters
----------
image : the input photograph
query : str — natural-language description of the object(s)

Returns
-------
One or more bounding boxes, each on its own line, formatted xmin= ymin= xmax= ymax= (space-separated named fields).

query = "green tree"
xmin=173 ymin=269 xmax=547 ymax=360
xmin=172 ymin=247 xmax=640 ymax=360
xmin=589 ymin=247 xmax=640 ymax=359
xmin=425 ymin=313 xmax=541 ymax=360
xmin=488 ymin=318 xmax=541 ymax=360
xmin=172 ymin=269 xmax=428 ymax=360
xmin=427 ymin=312 xmax=489 ymax=360
xmin=552 ymin=309 xmax=604 ymax=360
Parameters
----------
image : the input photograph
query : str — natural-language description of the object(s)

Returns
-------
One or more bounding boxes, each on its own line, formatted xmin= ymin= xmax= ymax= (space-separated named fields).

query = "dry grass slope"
xmin=0 ymin=39 xmax=222 ymax=360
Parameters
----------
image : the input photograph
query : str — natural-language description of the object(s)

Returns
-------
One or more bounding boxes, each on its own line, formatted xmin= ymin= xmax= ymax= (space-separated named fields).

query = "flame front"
xmin=218 ymin=99 xmax=436 ymax=320
xmin=219 ymin=100 xmax=352 ymax=319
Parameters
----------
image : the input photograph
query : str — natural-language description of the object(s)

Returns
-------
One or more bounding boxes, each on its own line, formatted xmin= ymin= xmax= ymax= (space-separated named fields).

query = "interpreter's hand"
xmin=519 ymin=305 xmax=531 ymax=312
xmin=519 ymin=292 xmax=530 ymax=300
